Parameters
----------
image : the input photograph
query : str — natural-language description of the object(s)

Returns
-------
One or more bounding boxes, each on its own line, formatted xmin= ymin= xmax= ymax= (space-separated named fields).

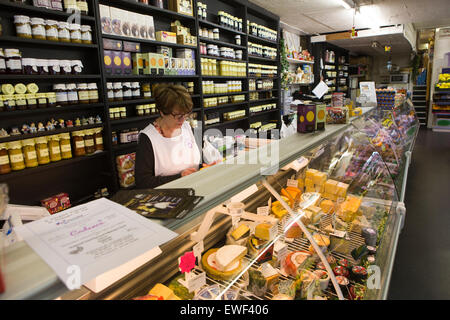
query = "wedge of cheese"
xmin=149 ymin=283 xmax=180 ymax=300
xmin=215 ymin=245 xmax=247 ymax=271
xmin=255 ymin=223 xmax=276 ymax=241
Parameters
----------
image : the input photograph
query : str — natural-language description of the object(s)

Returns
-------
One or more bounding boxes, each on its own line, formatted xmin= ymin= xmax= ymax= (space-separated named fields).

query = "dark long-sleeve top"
xmin=135 ymin=133 xmax=182 ymax=189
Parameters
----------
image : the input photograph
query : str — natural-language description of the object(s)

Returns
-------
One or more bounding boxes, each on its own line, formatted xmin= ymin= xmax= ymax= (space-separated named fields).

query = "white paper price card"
xmin=257 ymin=206 xmax=269 ymax=216
xmin=193 ymin=241 xmax=204 ymax=259
xmin=187 ymin=271 xmax=206 ymax=293
xmin=287 ymin=179 xmax=298 ymax=188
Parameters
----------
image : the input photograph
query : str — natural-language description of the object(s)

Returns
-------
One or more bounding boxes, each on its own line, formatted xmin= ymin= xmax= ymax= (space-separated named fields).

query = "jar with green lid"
xmin=22 ymin=138 xmax=38 ymax=168
xmin=0 ymin=143 xmax=11 ymax=174
xmin=35 ymin=137 xmax=50 ymax=165
xmin=69 ymin=24 xmax=81 ymax=43
xmin=72 ymin=131 xmax=86 ymax=157
xmin=46 ymin=92 xmax=57 ymax=107
xmin=94 ymin=128 xmax=104 ymax=151
xmin=45 ymin=20 xmax=59 ymax=41
xmin=7 ymin=141 xmax=25 ymax=171
xmin=26 ymin=93 xmax=37 ymax=109
xmin=77 ymin=83 xmax=89 ymax=104
xmin=48 ymin=135 xmax=62 ymax=162
xmin=58 ymin=22 xmax=70 ymax=42
xmin=59 ymin=133 xmax=72 ymax=159
xmin=36 ymin=93 xmax=47 ymax=108
xmin=15 ymin=94 xmax=27 ymax=110
xmin=31 ymin=17 xmax=46 ymax=40
xmin=14 ymin=15 xmax=32 ymax=39
xmin=84 ymin=129 xmax=95 ymax=155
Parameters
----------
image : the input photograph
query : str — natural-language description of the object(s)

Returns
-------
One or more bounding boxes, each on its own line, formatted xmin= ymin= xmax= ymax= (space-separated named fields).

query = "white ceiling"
xmin=249 ymin=0 xmax=450 ymax=34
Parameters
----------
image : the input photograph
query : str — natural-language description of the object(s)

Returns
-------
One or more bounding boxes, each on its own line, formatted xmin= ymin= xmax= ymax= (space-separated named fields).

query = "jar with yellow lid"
xmin=36 ymin=93 xmax=47 ymax=108
xmin=14 ymin=15 xmax=32 ymax=39
xmin=0 ymin=143 xmax=11 ymax=174
xmin=48 ymin=135 xmax=62 ymax=162
xmin=94 ymin=128 xmax=104 ymax=151
xmin=31 ymin=17 xmax=46 ymax=40
xmin=4 ymin=95 xmax=16 ymax=112
xmin=59 ymin=133 xmax=72 ymax=159
xmin=7 ymin=141 xmax=25 ymax=171
xmin=35 ymin=137 xmax=50 ymax=165
xmin=22 ymin=138 xmax=38 ymax=168
xmin=72 ymin=131 xmax=86 ymax=157
xmin=84 ymin=129 xmax=95 ymax=155
xmin=0 ymin=96 xmax=4 ymax=113
xmin=45 ymin=20 xmax=59 ymax=41
xmin=26 ymin=93 xmax=37 ymax=109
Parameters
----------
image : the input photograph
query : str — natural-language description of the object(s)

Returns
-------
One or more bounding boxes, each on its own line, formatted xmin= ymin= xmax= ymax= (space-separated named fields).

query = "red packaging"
xmin=41 ymin=193 xmax=71 ymax=215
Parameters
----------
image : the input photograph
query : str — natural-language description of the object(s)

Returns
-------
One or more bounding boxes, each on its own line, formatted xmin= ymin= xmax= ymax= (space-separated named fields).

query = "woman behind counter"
xmin=135 ymin=84 xmax=201 ymax=188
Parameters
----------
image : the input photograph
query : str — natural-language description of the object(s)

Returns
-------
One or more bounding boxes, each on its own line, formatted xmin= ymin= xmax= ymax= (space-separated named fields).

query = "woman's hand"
xmin=181 ymin=168 xmax=198 ymax=177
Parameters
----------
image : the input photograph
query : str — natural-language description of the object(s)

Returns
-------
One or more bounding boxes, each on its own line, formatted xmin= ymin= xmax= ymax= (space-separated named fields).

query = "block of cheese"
xmin=324 ymin=179 xmax=339 ymax=194
xmin=336 ymin=182 xmax=349 ymax=198
xmin=323 ymin=192 xmax=338 ymax=201
xmin=231 ymin=224 xmax=250 ymax=241
xmin=260 ymin=262 xmax=279 ymax=293
xmin=320 ymin=199 xmax=335 ymax=214
xmin=305 ymin=178 xmax=314 ymax=189
xmin=305 ymin=186 xmax=316 ymax=193
xmin=255 ymin=223 xmax=276 ymax=241
xmin=313 ymin=171 xmax=327 ymax=186
xmin=215 ymin=245 xmax=247 ymax=271
xmin=149 ymin=284 xmax=180 ymax=300
xmin=346 ymin=195 xmax=362 ymax=212
xmin=305 ymin=168 xmax=319 ymax=180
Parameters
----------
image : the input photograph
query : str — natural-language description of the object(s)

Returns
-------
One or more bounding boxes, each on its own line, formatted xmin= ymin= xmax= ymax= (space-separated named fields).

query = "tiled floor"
xmin=388 ymin=128 xmax=450 ymax=299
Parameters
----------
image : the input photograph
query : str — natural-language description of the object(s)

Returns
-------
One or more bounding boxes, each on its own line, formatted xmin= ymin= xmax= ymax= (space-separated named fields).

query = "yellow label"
xmin=61 ymin=144 xmax=71 ymax=153
xmin=10 ymin=154 xmax=24 ymax=163
xmin=306 ymin=111 xmax=315 ymax=122
xmin=123 ymin=57 xmax=131 ymax=67
xmin=39 ymin=149 xmax=49 ymax=157
xmin=27 ymin=151 xmax=37 ymax=160
xmin=0 ymin=155 xmax=9 ymax=165
xmin=114 ymin=56 xmax=122 ymax=67
xmin=75 ymin=141 xmax=85 ymax=149
xmin=104 ymin=56 xmax=112 ymax=66
xmin=95 ymin=137 xmax=103 ymax=145
xmin=318 ymin=110 xmax=325 ymax=121
xmin=52 ymin=147 xmax=60 ymax=154
xmin=300 ymin=115 xmax=305 ymax=123
xmin=85 ymin=139 xmax=94 ymax=147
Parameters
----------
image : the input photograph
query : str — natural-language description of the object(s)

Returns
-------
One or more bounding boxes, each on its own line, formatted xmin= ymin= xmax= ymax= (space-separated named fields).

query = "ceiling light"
xmin=337 ymin=0 xmax=354 ymax=9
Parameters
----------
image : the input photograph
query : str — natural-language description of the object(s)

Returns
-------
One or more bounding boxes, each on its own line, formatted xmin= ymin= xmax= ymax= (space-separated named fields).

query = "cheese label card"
xmin=290 ymin=156 xmax=309 ymax=172
xmin=257 ymin=206 xmax=269 ymax=216
xmin=186 ymin=271 xmax=206 ymax=292
xmin=193 ymin=241 xmax=204 ymax=259
xmin=287 ymin=179 xmax=298 ymax=188
xmin=331 ymin=230 xmax=347 ymax=238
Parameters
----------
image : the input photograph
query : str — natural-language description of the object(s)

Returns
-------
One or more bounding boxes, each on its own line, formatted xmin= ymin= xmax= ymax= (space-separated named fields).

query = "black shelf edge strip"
xmin=200 ymin=55 xmax=245 ymax=63
xmin=203 ymin=101 xmax=247 ymax=111
xmin=248 ymin=55 xmax=277 ymax=63
xmin=249 ymin=109 xmax=280 ymax=117
xmin=0 ymin=74 xmax=101 ymax=81
xmin=205 ymin=117 xmax=248 ymax=129
xmin=105 ymin=75 xmax=199 ymax=80
xmin=110 ymin=115 xmax=158 ymax=125
xmin=201 ymin=76 xmax=247 ymax=79
xmin=107 ymin=99 xmax=155 ymax=106
xmin=198 ymin=20 xmax=246 ymax=35
xmin=203 ymin=91 xmax=248 ymax=98
xmin=248 ymin=97 xmax=278 ymax=104
xmin=247 ymin=34 xmax=278 ymax=46
xmin=112 ymin=142 xmax=138 ymax=152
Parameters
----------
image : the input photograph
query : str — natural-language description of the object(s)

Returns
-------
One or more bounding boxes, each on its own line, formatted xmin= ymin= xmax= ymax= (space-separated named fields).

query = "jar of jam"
xmin=76 ymin=0 xmax=89 ymax=15
xmin=7 ymin=141 xmax=25 ymax=171
xmin=81 ymin=25 xmax=92 ymax=44
xmin=111 ymin=131 xmax=118 ymax=145
xmin=54 ymin=83 xmax=68 ymax=105
xmin=142 ymin=83 xmax=151 ymax=98
xmin=26 ymin=93 xmax=37 ymax=109
xmin=59 ymin=133 xmax=72 ymax=159
xmin=94 ymin=128 xmax=104 ymax=151
xmin=14 ymin=15 xmax=32 ymax=39
xmin=3 ymin=95 xmax=16 ymax=111
xmin=71 ymin=60 xmax=83 ymax=75
xmin=36 ymin=93 xmax=47 ymax=108
xmin=15 ymin=94 xmax=27 ymax=110
xmin=22 ymin=138 xmax=38 ymax=168
xmin=48 ymin=59 xmax=60 ymax=75
xmin=113 ymin=82 xmax=123 ymax=101
xmin=77 ymin=83 xmax=89 ymax=104
xmin=131 ymin=82 xmax=140 ymax=98
xmin=136 ymin=105 xmax=144 ymax=116
xmin=72 ymin=131 xmax=86 ymax=156
xmin=46 ymin=92 xmax=57 ymax=107
xmin=48 ymin=135 xmax=62 ymax=162
xmin=66 ymin=83 xmax=78 ymax=104
xmin=120 ymin=107 xmax=126 ymax=119
xmin=0 ymin=49 xmax=6 ymax=74
xmin=64 ymin=0 xmax=77 ymax=11
xmin=109 ymin=107 xmax=115 ymax=120
xmin=84 ymin=129 xmax=95 ymax=154
xmin=60 ymin=60 xmax=72 ymax=75
xmin=22 ymin=58 xmax=38 ymax=75
xmin=122 ymin=82 xmax=132 ymax=100
xmin=0 ymin=143 xmax=11 ymax=174
xmin=69 ymin=24 xmax=81 ymax=43
xmin=58 ymin=22 xmax=70 ymax=42
xmin=5 ymin=49 xmax=22 ymax=74
xmin=31 ymin=17 xmax=46 ymax=40
xmin=35 ymin=137 xmax=50 ymax=165
xmin=88 ymin=83 xmax=99 ymax=103
xmin=45 ymin=20 xmax=59 ymax=41
xmin=36 ymin=59 xmax=49 ymax=75
xmin=107 ymin=82 xmax=114 ymax=102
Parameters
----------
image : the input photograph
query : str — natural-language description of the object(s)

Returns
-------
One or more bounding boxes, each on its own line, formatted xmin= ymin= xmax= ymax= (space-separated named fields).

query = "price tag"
xmin=257 ymin=206 xmax=269 ymax=216
xmin=287 ymin=179 xmax=298 ymax=188
xmin=314 ymin=147 xmax=324 ymax=158
xmin=290 ymin=156 xmax=309 ymax=172
xmin=186 ymin=271 xmax=206 ymax=293
xmin=193 ymin=241 xmax=204 ymax=259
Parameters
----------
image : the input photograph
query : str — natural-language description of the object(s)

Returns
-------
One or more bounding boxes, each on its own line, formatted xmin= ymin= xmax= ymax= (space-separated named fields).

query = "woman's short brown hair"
xmin=153 ymin=84 xmax=193 ymax=115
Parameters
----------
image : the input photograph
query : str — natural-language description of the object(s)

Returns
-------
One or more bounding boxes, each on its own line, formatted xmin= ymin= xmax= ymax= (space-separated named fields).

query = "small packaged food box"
xmin=41 ymin=193 xmax=71 ymax=215
xmin=132 ymin=53 xmax=145 ymax=75
xmin=121 ymin=51 xmax=132 ymax=75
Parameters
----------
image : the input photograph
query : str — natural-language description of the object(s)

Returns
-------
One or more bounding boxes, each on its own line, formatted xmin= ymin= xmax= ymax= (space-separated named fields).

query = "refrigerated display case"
xmin=1 ymin=104 xmax=418 ymax=300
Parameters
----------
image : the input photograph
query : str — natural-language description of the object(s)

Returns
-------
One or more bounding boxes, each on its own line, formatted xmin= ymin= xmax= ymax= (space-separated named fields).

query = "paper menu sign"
xmin=359 ymin=82 xmax=377 ymax=106
xmin=14 ymin=198 xmax=178 ymax=290
xmin=312 ymin=81 xmax=329 ymax=99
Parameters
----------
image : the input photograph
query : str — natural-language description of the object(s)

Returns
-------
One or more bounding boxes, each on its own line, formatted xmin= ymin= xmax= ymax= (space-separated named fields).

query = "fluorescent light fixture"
xmin=337 ymin=0 xmax=354 ymax=9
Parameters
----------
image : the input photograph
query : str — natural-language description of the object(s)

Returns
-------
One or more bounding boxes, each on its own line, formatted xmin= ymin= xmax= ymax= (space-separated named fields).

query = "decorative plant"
xmin=280 ymin=37 xmax=290 ymax=90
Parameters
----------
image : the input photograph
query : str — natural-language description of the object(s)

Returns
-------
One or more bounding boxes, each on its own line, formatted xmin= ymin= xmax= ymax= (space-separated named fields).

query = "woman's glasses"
xmin=169 ymin=112 xmax=192 ymax=120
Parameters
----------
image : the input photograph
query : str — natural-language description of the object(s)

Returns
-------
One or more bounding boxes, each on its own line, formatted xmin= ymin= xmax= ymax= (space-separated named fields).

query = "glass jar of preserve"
xmin=48 ymin=59 xmax=60 ymax=75
xmin=0 ymin=96 xmax=4 ymax=113
xmin=5 ymin=49 xmax=22 ymax=74
xmin=122 ymin=82 xmax=132 ymax=100
xmin=113 ymin=82 xmax=123 ymax=101
xmin=3 ymin=95 xmax=16 ymax=111
xmin=48 ymin=135 xmax=62 ymax=162
xmin=109 ymin=107 xmax=115 ymax=120
xmin=76 ymin=0 xmax=89 ymax=15
xmin=36 ymin=93 xmax=47 ymax=108
xmin=0 ymin=49 xmax=6 ymax=74
xmin=66 ymin=83 xmax=78 ymax=104
xmin=72 ymin=131 xmax=86 ymax=156
xmin=59 ymin=60 xmax=72 ymax=75
xmin=7 ymin=141 xmax=25 ymax=171
xmin=0 ymin=143 xmax=11 ymax=175
xmin=26 ymin=83 xmax=39 ymax=94
xmin=142 ymin=83 xmax=151 ymax=98
xmin=69 ymin=24 xmax=81 ymax=43
xmin=131 ymin=82 xmax=140 ymax=98
xmin=22 ymin=138 xmax=38 ymax=168
xmin=71 ymin=60 xmax=83 ymax=75
xmin=136 ymin=105 xmax=144 ymax=116
xmin=94 ymin=128 xmax=104 ymax=151
xmin=88 ymin=83 xmax=99 ymax=103
xmin=35 ymin=137 xmax=50 ymax=165
xmin=14 ymin=15 xmax=32 ymax=39
xmin=120 ymin=107 xmax=127 ymax=119
xmin=46 ymin=92 xmax=57 ymax=107
xmin=36 ymin=59 xmax=49 ymax=75
xmin=22 ymin=58 xmax=38 ymax=75
xmin=45 ymin=20 xmax=59 ymax=41
xmin=15 ymin=94 xmax=27 ymax=110
xmin=84 ymin=129 xmax=95 ymax=154
xmin=31 ymin=17 xmax=46 ymax=40
xmin=59 ymin=133 xmax=72 ymax=159
xmin=26 ymin=93 xmax=37 ymax=109
xmin=77 ymin=83 xmax=89 ymax=104
xmin=54 ymin=84 xmax=68 ymax=105
xmin=80 ymin=25 xmax=92 ymax=44
xmin=107 ymin=82 xmax=114 ymax=102
xmin=58 ymin=22 xmax=70 ymax=42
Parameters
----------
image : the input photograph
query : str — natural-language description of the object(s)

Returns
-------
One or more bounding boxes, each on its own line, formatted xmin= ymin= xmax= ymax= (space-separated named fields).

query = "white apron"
xmin=140 ymin=121 xmax=201 ymax=177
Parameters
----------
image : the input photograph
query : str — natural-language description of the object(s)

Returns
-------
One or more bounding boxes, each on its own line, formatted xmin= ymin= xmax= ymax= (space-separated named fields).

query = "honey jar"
xmin=22 ymin=138 xmax=38 ymax=168
xmin=94 ymin=128 xmax=104 ymax=151
xmin=84 ymin=129 xmax=95 ymax=155
xmin=31 ymin=17 xmax=46 ymax=40
xmin=45 ymin=20 xmax=59 ymax=41
xmin=7 ymin=141 xmax=25 ymax=171
xmin=14 ymin=15 xmax=32 ymax=39
xmin=72 ymin=131 xmax=86 ymax=157
xmin=0 ymin=143 xmax=11 ymax=175
xmin=48 ymin=135 xmax=62 ymax=162
xmin=36 ymin=137 xmax=50 ymax=165
xmin=59 ymin=133 xmax=72 ymax=159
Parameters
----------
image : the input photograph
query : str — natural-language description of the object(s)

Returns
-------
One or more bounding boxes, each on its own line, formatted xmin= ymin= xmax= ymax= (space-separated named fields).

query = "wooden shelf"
xmin=198 ymin=37 xmax=246 ymax=50
xmin=102 ymin=34 xmax=197 ymax=49
xmin=0 ymin=36 xmax=98 ymax=49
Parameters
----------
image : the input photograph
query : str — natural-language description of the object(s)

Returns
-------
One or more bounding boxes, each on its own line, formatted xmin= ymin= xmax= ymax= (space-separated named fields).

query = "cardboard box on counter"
xmin=41 ymin=193 xmax=71 ymax=215
xmin=156 ymin=31 xmax=177 ymax=44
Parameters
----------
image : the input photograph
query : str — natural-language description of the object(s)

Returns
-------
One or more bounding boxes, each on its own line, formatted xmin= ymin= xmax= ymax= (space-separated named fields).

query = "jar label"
xmin=46 ymin=28 xmax=58 ymax=39
xmin=38 ymin=98 xmax=47 ymax=104
xmin=85 ymin=139 xmax=94 ymax=147
xmin=79 ymin=91 xmax=89 ymax=100
xmin=0 ymin=59 xmax=5 ymax=70
xmin=63 ymin=64 xmax=72 ymax=73
xmin=0 ymin=155 xmax=9 ymax=165
xmin=56 ymin=92 xmax=68 ymax=102
xmin=75 ymin=141 xmax=85 ymax=149
xmin=39 ymin=149 xmax=49 ymax=158
xmin=6 ymin=59 xmax=22 ymax=71
xmin=81 ymin=32 xmax=92 ymax=42
xmin=89 ymin=91 xmax=99 ymax=100
xmin=61 ymin=144 xmax=71 ymax=153
xmin=10 ymin=154 xmax=24 ymax=163
xmin=27 ymin=151 xmax=37 ymax=160
xmin=71 ymin=31 xmax=81 ymax=40
xmin=95 ymin=137 xmax=103 ymax=145
xmin=32 ymin=25 xmax=46 ymax=37
xmin=52 ymin=147 xmax=60 ymax=154
xmin=48 ymin=97 xmax=57 ymax=104
xmin=16 ymin=24 xmax=32 ymax=36
xmin=58 ymin=30 xmax=70 ymax=39
xmin=67 ymin=92 xmax=78 ymax=101
xmin=108 ymin=91 xmax=114 ymax=99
